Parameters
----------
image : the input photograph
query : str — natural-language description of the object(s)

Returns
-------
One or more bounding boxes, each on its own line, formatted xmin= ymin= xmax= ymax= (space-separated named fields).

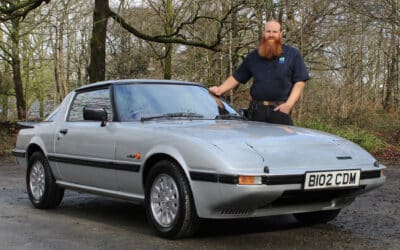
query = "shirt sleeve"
xmin=292 ymin=49 xmax=310 ymax=83
xmin=233 ymin=54 xmax=252 ymax=84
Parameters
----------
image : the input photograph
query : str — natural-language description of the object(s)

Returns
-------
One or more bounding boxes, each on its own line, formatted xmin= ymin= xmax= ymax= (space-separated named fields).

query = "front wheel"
xmin=27 ymin=152 xmax=64 ymax=209
xmin=294 ymin=209 xmax=341 ymax=225
xmin=145 ymin=160 xmax=199 ymax=239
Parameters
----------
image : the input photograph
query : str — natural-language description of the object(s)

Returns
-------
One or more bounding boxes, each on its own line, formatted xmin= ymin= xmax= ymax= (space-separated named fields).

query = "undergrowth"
xmin=0 ymin=128 xmax=16 ymax=161
xmin=297 ymin=119 xmax=399 ymax=163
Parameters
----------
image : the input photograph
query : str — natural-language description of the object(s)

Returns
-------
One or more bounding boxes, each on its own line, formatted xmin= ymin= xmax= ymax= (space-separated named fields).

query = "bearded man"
xmin=209 ymin=19 xmax=310 ymax=125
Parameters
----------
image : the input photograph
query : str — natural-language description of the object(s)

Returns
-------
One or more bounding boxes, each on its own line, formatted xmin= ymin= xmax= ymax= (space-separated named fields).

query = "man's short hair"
xmin=266 ymin=19 xmax=282 ymax=31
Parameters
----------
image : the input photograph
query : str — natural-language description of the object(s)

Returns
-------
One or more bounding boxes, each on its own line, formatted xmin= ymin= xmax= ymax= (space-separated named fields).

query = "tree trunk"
xmin=0 ymin=32 xmax=8 ymax=121
xmin=59 ymin=12 xmax=68 ymax=97
xmin=383 ymin=25 xmax=397 ymax=112
xmin=1 ymin=95 xmax=8 ymax=121
xmin=39 ymin=89 xmax=44 ymax=118
xmin=88 ymin=0 xmax=109 ymax=83
xmin=163 ymin=0 xmax=174 ymax=80
xmin=164 ymin=44 xmax=172 ymax=79
xmin=52 ymin=27 xmax=63 ymax=103
xmin=394 ymin=35 xmax=399 ymax=111
xmin=11 ymin=18 xmax=26 ymax=120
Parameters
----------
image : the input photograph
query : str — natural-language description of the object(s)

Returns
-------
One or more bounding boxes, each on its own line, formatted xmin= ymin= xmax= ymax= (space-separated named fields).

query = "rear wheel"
xmin=27 ymin=152 xmax=64 ymax=209
xmin=294 ymin=209 xmax=341 ymax=225
xmin=145 ymin=160 xmax=199 ymax=239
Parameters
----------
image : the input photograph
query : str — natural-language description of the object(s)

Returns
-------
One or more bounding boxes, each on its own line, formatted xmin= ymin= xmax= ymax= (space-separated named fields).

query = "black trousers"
xmin=248 ymin=101 xmax=294 ymax=125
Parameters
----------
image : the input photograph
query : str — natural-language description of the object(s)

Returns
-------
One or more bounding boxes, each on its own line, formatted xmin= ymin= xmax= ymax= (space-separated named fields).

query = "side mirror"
xmin=83 ymin=105 xmax=108 ymax=126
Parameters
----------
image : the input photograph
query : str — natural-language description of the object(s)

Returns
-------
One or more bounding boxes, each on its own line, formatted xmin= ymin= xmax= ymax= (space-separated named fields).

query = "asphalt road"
xmin=0 ymin=159 xmax=399 ymax=250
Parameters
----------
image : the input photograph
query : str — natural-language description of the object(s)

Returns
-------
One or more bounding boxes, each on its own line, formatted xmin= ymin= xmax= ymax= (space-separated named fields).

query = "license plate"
xmin=304 ymin=170 xmax=361 ymax=190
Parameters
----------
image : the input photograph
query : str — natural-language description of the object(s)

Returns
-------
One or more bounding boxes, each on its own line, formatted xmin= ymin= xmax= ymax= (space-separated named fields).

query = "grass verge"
xmin=297 ymin=119 xmax=400 ymax=164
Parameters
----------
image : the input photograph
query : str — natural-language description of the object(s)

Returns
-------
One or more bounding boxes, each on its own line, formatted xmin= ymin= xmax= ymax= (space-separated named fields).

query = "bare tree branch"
xmin=0 ymin=0 xmax=50 ymax=21
xmin=105 ymin=2 xmax=246 ymax=52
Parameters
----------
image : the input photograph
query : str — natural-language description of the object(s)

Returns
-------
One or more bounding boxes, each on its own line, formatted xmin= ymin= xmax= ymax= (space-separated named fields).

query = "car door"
xmin=53 ymin=87 xmax=117 ymax=190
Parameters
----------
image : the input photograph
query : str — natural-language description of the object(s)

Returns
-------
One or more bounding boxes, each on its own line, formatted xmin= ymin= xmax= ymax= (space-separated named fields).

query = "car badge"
xmin=127 ymin=153 xmax=141 ymax=160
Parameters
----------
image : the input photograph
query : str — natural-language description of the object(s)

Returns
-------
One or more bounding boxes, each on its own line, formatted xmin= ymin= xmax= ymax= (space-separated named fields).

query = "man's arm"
xmin=209 ymin=76 xmax=240 ymax=96
xmin=274 ymin=81 xmax=305 ymax=114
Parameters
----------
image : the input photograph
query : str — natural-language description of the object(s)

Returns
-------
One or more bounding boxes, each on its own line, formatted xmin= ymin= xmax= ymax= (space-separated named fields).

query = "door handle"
xmin=59 ymin=128 xmax=68 ymax=135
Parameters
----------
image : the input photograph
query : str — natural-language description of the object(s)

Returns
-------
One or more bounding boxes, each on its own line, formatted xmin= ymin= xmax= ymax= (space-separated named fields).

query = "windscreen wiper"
xmin=141 ymin=112 xmax=204 ymax=121
xmin=215 ymin=114 xmax=245 ymax=120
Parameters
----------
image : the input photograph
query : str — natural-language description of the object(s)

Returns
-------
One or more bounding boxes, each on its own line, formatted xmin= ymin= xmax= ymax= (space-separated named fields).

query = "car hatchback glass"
xmin=140 ymin=112 xmax=204 ymax=121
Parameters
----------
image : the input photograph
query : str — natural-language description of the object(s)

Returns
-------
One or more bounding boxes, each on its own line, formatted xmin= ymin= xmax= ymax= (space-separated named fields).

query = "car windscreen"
xmin=114 ymin=83 xmax=239 ymax=121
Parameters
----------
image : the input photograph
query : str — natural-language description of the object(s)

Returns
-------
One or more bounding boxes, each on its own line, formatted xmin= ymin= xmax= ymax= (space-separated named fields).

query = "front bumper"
xmin=189 ymin=169 xmax=386 ymax=219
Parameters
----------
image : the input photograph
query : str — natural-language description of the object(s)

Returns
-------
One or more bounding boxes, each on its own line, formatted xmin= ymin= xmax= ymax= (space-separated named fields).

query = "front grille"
xmin=262 ymin=175 xmax=304 ymax=185
xmin=270 ymin=187 xmax=365 ymax=207
xmin=361 ymin=170 xmax=381 ymax=179
xmin=219 ymin=208 xmax=252 ymax=216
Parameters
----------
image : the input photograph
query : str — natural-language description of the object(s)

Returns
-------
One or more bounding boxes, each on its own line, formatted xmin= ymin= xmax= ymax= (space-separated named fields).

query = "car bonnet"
xmin=142 ymin=120 xmax=376 ymax=170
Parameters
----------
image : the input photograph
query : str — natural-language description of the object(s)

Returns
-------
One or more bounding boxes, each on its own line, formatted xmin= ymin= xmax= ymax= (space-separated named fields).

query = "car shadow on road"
xmin=196 ymin=216 xmax=305 ymax=238
xmin=45 ymin=190 xmax=324 ymax=238
xmin=49 ymin=192 xmax=151 ymax=234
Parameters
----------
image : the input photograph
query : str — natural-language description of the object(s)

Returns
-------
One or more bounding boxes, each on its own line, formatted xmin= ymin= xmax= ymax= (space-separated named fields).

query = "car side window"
xmin=68 ymin=88 xmax=113 ymax=122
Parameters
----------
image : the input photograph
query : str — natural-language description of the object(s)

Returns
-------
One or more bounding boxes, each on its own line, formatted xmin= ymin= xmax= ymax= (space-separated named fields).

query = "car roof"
xmin=75 ymin=79 xmax=204 ymax=92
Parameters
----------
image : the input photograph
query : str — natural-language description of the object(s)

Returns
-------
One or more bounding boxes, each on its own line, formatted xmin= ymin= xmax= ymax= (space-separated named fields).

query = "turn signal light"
xmin=238 ymin=176 xmax=262 ymax=185
xmin=381 ymin=169 xmax=385 ymax=177
xmin=134 ymin=153 xmax=141 ymax=159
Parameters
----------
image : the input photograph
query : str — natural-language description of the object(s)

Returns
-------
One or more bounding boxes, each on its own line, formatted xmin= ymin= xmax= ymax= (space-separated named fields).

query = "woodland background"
xmin=0 ymin=0 xmax=399 ymax=162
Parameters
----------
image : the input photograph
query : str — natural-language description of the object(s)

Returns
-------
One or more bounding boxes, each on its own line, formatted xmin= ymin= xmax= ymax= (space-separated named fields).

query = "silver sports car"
xmin=13 ymin=79 xmax=385 ymax=239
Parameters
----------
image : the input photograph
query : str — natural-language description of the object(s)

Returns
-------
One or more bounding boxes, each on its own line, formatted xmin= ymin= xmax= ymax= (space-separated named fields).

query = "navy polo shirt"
xmin=233 ymin=45 xmax=310 ymax=101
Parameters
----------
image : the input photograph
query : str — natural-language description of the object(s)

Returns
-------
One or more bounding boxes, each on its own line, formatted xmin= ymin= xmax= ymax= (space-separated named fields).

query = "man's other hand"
xmin=274 ymin=103 xmax=292 ymax=114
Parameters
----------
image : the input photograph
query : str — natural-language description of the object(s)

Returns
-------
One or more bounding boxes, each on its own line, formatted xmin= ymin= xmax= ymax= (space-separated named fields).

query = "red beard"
xmin=258 ymin=37 xmax=282 ymax=59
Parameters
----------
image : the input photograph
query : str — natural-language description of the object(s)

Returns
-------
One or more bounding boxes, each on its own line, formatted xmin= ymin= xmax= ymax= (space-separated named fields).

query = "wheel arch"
xmin=27 ymin=143 xmax=46 ymax=161
xmin=25 ymin=134 xmax=50 ymax=161
xmin=142 ymin=153 xmax=189 ymax=190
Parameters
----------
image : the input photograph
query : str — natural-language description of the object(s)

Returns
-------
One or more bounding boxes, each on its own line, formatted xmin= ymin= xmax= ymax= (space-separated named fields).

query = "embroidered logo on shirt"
xmin=279 ymin=57 xmax=285 ymax=64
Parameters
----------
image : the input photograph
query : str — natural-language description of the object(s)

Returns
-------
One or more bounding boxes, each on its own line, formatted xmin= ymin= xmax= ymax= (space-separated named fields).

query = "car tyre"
xmin=145 ymin=160 xmax=199 ymax=239
xmin=294 ymin=209 xmax=341 ymax=225
xmin=27 ymin=151 xmax=64 ymax=209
